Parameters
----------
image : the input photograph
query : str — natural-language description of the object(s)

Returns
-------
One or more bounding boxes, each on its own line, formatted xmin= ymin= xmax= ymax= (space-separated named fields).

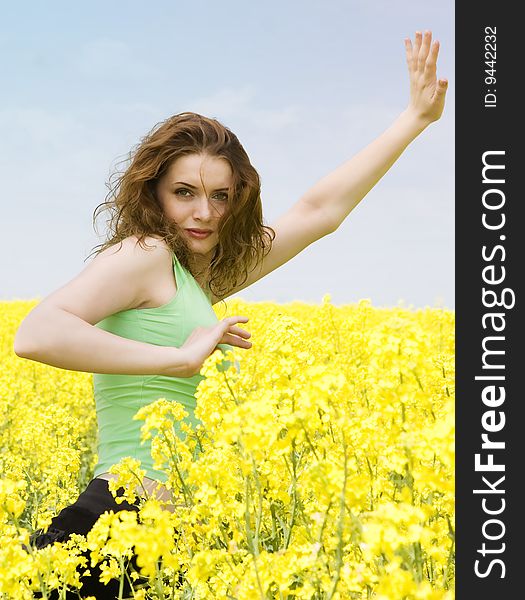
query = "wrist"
xmin=161 ymin=346 xmax=192 ymax=378
xmin=399 ymin=107 xmax=431 ymax=134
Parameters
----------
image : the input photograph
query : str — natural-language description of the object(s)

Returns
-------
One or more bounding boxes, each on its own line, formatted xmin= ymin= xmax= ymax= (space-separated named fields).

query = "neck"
xmin=189 ymin=253 xmax=212 ymax=285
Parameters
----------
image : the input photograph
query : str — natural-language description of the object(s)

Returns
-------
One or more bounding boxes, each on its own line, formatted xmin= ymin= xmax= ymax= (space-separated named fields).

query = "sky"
xmin=0 ymin=0 xmax=454 ymax=310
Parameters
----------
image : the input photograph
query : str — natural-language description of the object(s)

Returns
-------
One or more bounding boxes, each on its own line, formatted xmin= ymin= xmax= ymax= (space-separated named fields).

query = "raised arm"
xmin=212 ymin=31 xmax=449 ymax=302
xmin=300 ymin=30 xmax=449 ymax=229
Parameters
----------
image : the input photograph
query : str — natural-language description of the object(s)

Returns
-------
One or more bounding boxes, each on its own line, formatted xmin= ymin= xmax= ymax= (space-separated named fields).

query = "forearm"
xmin=14 ymin=306 xmax=188 ymax=377
xmin=302 ymin=109 xmax=429 ymax=228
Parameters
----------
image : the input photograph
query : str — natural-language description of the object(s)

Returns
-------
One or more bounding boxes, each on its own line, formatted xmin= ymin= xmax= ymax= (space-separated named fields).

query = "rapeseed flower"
xmin=1 ymin=298 xmax=454 ymax=598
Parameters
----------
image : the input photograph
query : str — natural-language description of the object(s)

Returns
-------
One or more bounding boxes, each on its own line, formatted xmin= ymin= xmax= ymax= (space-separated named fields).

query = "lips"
xmin=185 ymin=228 xmax=213 ymax=239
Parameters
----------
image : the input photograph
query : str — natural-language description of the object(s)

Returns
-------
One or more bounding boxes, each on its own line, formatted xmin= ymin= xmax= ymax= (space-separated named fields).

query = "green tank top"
xmin=92 ymin=251 xmax=235 ymax=484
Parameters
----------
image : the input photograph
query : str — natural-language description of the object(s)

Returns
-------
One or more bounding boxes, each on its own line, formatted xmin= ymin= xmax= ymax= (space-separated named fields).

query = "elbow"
xmin=328 ymin=219 xmax=340 ymax=235
xmin=13 ymin=320 xmax=40 ymax=359
xmin=299 ymin=195 xmax=341 ymax=235
xmin=13 ymin=333 xmax=33 ymax=358
xmin=13 ymin=306 xmax=50 ymax=358
xmin=324 ymin=216 xmax=340 ymax=235
xmin=14 ymin=345 xmax=27 ymax=359
xmin=318 ymin=208 xmax=341 ymax=236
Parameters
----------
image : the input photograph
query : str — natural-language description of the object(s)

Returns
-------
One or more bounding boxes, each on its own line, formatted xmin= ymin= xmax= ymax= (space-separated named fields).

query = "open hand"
xmin=180 ymin=316 xmax=252 ymax=377
xmin=405 ymin=30 xmax=448 ymax=125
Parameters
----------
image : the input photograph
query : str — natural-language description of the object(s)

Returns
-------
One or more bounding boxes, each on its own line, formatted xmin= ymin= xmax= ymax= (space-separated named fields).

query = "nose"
xmin=193 ymin=195 xmax=217 ymax=221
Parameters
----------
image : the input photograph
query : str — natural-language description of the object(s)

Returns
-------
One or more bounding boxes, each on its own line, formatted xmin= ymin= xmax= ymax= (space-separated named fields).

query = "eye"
xmin=174 ymin=188 xmax=192 ymax=197
xmin=213 ymin=192 xmax=229 ymax=201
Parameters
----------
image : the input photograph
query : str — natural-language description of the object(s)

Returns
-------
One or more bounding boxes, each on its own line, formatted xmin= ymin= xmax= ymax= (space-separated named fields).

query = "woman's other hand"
xmin=178 ymin=316 xmax=252 ymax=377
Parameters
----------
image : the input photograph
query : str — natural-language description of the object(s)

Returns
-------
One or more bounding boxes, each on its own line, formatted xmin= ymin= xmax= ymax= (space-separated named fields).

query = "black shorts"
xmin=27 ymin=477 xmax=181 ymax=599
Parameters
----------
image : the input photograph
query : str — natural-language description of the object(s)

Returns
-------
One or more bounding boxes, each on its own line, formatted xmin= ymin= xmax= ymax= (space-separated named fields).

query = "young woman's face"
xmin=156 ymin=153 xmax=232 ymax=259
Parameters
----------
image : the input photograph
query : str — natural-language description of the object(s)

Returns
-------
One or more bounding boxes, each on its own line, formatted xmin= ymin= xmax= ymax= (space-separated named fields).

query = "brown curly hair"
xmin=87 ymin=112 xmax=275 ymax=300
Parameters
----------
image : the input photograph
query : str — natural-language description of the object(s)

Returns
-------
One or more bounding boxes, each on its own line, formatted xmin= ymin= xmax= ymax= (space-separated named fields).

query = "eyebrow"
xmin=172 ymin=181 xmax=230 ymax=191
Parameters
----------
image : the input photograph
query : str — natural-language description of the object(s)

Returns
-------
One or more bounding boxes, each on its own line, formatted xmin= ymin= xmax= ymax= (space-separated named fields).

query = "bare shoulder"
xmin=98 ymin=234 xmax=171 ymax=259
xmin=31 ymin=235 xmax=174 ymax=326
xmin=120 ymin=235 xmax=176 ymax=309
xmin=95 ymin=234 xmax=173 ymax=277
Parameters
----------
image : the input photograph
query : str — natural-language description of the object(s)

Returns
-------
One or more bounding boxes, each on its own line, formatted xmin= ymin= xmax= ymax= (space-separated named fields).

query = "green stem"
xmin=154 ymin=558 xmax=165 ymax=598
xmin=161 ymin=429 xmax=194 ymax=505
xmin=128 ymin=467 xmax=150 ymax=501
xmin=326 ymin=437 xmax=348 ymax=600
xmin=118 ymin=555 xmax=125 ymax=600
xmin=413 ymin=541 xmax=423 ymax=583
xmin=251 ymin=456 xmax=264 ymax=550
xmin=298 ymin=419 xmax=320 ymax=461
xmin=122 ymin=553 xmax=140 ymax=598
xmin=223 ymin=372 xmax=241 ymax=406
xmin=284 ymin=445 xmax=299 ymax=550
xmin=244 ymin=473 xmax=265 ymax=598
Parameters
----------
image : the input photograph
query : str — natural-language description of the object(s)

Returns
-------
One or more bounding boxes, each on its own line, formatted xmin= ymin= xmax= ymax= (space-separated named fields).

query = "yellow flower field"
xmin=0 ymin=296 xmax=454 ymax=599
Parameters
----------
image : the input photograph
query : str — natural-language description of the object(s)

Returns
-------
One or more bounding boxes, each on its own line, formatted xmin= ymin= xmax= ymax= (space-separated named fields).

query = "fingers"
xmin=424 ymin=39 xmax=440 ymax=82
xmin=222 ymin=331 xmax=252 ymax=349
xmin=412 ymin=30 xmax=423 ymax=68
xmin=227 ymin=325 xmax=251 ymax=340
xmin=406 ymin=30 xmax=440 ymax=78
xmin=404 ymin=37 xmax=413 ymax=69
xmin=218 ymin=316 xmax=252 ymax=349
xmin=222 ymin=324 xmax=251 ymax=346
xmin=417 ymin=30 xmax=432 ymax=71
xmin=223 ymin=316 xmax=249 ymax=326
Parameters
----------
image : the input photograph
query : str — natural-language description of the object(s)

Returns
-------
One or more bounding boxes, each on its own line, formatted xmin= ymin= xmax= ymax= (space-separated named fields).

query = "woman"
xmin=15 ymin=30 xmax=447 ymax=598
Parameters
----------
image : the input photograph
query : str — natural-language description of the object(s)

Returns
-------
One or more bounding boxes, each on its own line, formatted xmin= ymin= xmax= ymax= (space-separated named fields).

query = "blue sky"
xmin=1 ymin=0 xmax=454 ymax=309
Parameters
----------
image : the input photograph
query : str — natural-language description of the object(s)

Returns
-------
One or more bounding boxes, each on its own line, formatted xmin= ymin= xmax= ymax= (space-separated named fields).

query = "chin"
xmin=189 ymin=238 xmax=213 ymax=249
xmin=189 ymin=239 xmax=218 ymax=256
